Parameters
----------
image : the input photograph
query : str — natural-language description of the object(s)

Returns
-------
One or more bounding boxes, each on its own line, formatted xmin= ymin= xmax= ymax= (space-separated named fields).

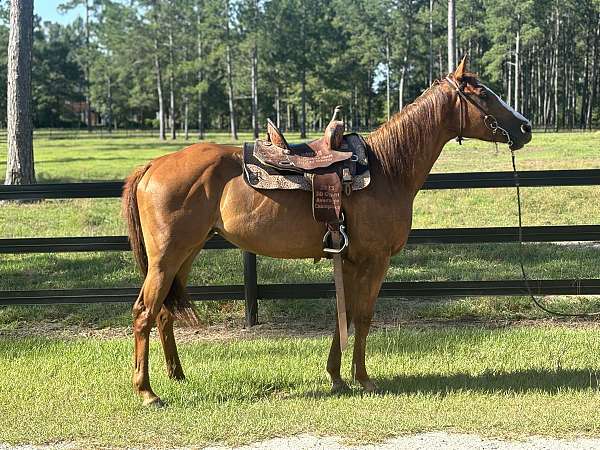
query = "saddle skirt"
xmin=242 ymin=133 xmax=371 ymax=193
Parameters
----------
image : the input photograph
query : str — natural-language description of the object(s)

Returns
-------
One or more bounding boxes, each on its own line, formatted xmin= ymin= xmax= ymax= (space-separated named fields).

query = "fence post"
xmin=243 ymin=251 xmax=258 ymax=327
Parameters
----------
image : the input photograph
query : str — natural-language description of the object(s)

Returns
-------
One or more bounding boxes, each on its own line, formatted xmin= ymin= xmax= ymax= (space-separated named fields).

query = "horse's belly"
xmin=216 ymin=179 xmax=326 ymax=259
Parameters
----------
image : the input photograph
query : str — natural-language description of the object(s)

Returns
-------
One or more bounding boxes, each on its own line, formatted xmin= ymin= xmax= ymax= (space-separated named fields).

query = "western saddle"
xmin=243 ymin=107 xmax=370 ymax=350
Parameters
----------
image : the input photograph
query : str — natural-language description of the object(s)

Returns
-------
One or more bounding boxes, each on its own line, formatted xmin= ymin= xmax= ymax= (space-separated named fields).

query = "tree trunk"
xmin=447 ymin=0 xmax=456 ymax=73
xmin=354 ymin=84 xmax=359 ymax=130
xmin=366 ymin=63 xmax=372 ymax=128
xmin=154 ymin=38 xmax=166 ymax=141
xmin=554 ymin=7 xmax=560 ymax=132
xmin=286 ymin=91 xmax=291 ymax=131
xmin=168 ymin=25 xmax=176 ymax=140
xmin=5 ymin=0 xmax=35 ymax=185
xmin=251 ymin=42 xmax=258 ymax=139
xmin=514 ymin=22 xmax=520 ymax=111
xmin=85 ymin=0 xmax=92 ymax=132
xmin=275 ymin=84 xmax=281 ymax=128
xmin=429 ymin=0 xmax=433 ymax=85
xmin=507 ymin=59 xmax=512 ymax=108
xmin=385 ymin=36 xmax=390 ymax=120
xmin=106 ymin=74 xmax=113 ymax=133
xmin=399 ymin=10 xmax=413 ymax=111
xmin=300 ymin=69 xmax=307 ymax=138
xmin=225 ymin=0 xmax=237 ymax=140
xmin=197 ymin=0 xmax=204 ymax=140
xmin=251 ymin=0 xmax=259 ymax=139
xmin=586 ymin=15 xmax=600 ymax=130
xmin=184 ymin=95 xmax=189 ymax=140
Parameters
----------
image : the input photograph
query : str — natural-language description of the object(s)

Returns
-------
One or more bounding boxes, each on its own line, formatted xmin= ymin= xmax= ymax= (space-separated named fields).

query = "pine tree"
xmin=5 ymin=0 xmax=35 ymax=185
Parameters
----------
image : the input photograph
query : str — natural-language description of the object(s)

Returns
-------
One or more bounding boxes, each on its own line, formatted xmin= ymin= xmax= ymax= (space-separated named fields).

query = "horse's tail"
xmin=122 ymin=164 xmax=150 ymax=276
xmin=122 ymin=164 xmax=199 ymax=325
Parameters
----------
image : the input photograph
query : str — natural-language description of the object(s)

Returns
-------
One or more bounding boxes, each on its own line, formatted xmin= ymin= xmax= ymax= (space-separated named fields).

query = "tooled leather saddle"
xmin=243 ymin=107 xmax=370 ymax=231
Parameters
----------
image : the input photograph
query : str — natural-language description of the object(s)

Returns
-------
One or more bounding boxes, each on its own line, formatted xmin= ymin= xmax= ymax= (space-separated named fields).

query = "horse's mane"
xmin=365 ymin=80 xmax=449 ymax=179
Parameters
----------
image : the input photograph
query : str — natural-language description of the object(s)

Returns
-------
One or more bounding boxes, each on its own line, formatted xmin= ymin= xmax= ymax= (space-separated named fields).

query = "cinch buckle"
xmin=342 ymin=168 xmax=353 ymax=197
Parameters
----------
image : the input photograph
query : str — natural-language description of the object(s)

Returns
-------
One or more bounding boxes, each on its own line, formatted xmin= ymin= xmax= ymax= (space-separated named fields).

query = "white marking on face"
xmin=480 ymin=83 xmax=530 ymax=124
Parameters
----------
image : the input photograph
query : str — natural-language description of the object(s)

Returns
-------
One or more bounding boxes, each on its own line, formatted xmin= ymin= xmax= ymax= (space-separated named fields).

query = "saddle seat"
xmin=257 ymin=107 xmax=352 ymax=173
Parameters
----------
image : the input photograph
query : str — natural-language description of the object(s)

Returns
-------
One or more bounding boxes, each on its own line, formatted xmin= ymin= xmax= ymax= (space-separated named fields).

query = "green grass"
xmin=2 ymin=326 xmax=600 ymax=446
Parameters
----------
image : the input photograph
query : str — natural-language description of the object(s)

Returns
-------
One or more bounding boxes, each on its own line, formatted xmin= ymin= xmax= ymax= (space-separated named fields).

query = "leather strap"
xmin=331 ymin=230 xmax=348 ymax=351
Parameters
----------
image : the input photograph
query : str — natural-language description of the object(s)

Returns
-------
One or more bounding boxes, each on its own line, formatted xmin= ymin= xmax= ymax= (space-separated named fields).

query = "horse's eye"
xmin=479 ymin=90 xmax=487 ymax=99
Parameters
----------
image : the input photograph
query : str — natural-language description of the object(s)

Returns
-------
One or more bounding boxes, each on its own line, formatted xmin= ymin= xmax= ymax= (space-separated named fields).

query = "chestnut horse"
xmin=122 ymin=58 xmax=532 ymax=406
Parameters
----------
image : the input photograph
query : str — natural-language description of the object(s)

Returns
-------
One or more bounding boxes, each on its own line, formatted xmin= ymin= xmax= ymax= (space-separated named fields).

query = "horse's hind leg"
xmin=155 ymin=246 xmax=203 ymax=381
xmin=132 ymin=252 xmax=189 ymax=406
xmin=155 ymin=306 xmax=184 ymax=380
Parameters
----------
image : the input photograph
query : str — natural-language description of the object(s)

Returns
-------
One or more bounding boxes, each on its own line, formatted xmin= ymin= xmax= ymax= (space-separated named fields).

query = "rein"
xmin=445 ymin=76 xmax=599 ymax=317
xmin=511 ymin=152 xmax=600 ymax=317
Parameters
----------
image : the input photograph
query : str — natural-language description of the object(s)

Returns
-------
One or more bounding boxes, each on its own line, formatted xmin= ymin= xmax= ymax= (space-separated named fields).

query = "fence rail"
xmin=1 ymin=169 xmax=599 ymax=325
xmin=1 ymin=225 xmax=599 ymax=254
xmin=2 ymin=279 xmax=600 ymax=306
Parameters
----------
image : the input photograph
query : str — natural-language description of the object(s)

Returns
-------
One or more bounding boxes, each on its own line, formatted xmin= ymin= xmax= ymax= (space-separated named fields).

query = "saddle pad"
xmin=242 ymin=133 xmax=371 ymax=192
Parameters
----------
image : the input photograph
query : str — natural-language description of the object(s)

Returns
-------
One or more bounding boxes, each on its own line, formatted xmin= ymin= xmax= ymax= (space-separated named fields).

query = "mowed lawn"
xmin=3 ymin=326 xmax=600 ymax=446
xmin=0 ymin=131 xmax=599 ymax=447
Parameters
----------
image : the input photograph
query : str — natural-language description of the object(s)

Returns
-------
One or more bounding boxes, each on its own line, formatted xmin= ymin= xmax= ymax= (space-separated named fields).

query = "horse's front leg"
xmin=326 ymin=254 xmax=390 ymax=393
xmin=349 ymin=254 xmax=390 ymax=392
xmin=327 ymin=301 xmax=352 ymax=393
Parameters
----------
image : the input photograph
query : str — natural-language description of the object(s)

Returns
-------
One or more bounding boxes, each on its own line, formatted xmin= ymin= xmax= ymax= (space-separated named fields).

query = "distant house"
xmin=64 ymin=100 xmax=102 ymax=127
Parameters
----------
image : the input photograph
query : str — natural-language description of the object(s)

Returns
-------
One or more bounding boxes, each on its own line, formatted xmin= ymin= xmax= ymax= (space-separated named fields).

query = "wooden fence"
xmin=1 ymin=169 xmax=599 ymax=326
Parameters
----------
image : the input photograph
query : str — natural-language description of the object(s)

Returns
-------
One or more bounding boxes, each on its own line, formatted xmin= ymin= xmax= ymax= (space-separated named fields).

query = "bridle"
xmin=445 ymin=76 xmax=514 ymax=148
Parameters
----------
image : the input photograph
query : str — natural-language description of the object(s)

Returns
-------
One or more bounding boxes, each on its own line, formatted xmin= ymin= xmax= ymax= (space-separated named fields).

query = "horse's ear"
xmin=454 ymin=55 xmax=469 ymax=81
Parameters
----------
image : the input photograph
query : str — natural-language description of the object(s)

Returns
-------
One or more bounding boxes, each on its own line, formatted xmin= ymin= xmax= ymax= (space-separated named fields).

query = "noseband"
xmin=445 ymin=76 xmax=514 ymax=148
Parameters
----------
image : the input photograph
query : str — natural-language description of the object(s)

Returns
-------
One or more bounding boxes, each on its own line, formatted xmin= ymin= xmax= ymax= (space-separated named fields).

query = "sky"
xmin=36 ymin=1 xmax=84 ymax=25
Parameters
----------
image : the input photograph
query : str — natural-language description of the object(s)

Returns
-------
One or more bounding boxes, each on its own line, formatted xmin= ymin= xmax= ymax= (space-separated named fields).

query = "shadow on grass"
xmin=287 ymin=368 xmax=600 ymax=401
xmin=37 ymin=156 xmax=132 ymax=165
xmin=35 ymin=174 xmax=124 ymax=183
xmin=375 ymin=368 xmax=600 ymax=395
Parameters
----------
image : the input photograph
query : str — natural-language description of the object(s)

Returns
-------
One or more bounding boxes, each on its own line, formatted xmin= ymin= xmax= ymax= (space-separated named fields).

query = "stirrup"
xmin=322 ymin=216 xmax=349 ymax=255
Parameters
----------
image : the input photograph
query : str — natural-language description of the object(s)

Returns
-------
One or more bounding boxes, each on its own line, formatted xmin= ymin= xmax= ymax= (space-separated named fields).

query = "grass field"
xmin=2 ymin=326 xmax=600 ymax=447
xmin=0 ymin=131 xmax=599 ymax=446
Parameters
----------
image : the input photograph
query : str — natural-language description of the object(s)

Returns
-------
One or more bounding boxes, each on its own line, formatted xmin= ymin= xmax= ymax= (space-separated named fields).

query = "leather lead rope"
xmin=511 ymin=151 xmax=600 ymax=317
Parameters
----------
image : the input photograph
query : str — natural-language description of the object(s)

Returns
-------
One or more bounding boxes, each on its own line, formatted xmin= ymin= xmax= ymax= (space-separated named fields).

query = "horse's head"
xmin=446 ymin=56 xmax=532 ymax=150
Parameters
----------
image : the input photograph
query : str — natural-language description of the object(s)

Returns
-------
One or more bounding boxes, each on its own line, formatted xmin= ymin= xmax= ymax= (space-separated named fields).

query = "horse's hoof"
xmin=359 ymin=379 xmax=378 ymax=394
xmin=143 ymin=396 xmax=165 ymax=408
xmin=169 ymin=371 xmax=186 ymax=382
xmin=331 ymin=379 xmax=350 ymax=394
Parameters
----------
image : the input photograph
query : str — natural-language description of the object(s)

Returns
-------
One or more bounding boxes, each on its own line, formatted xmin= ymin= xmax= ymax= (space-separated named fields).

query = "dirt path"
xmin=2 ymin=317 xmax=600 ymax=343
xmin=4 ymin=433 xmax=600 ymax=449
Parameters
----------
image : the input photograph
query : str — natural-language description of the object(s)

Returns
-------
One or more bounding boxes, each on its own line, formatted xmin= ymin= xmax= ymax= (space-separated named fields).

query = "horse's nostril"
xmin=521 ymin=123 xmax=532 ymax=134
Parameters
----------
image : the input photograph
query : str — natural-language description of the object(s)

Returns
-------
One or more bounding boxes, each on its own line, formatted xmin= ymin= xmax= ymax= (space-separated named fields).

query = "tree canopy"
xmin=1 ymin=0 xmax=599 ymax=133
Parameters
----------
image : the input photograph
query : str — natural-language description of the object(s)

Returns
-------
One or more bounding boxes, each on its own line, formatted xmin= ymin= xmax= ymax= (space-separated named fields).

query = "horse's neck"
xmin=377 ymin=88 xmax=456 ymax=196
xmin=407 ymin=116 xmax=455 ymax=195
